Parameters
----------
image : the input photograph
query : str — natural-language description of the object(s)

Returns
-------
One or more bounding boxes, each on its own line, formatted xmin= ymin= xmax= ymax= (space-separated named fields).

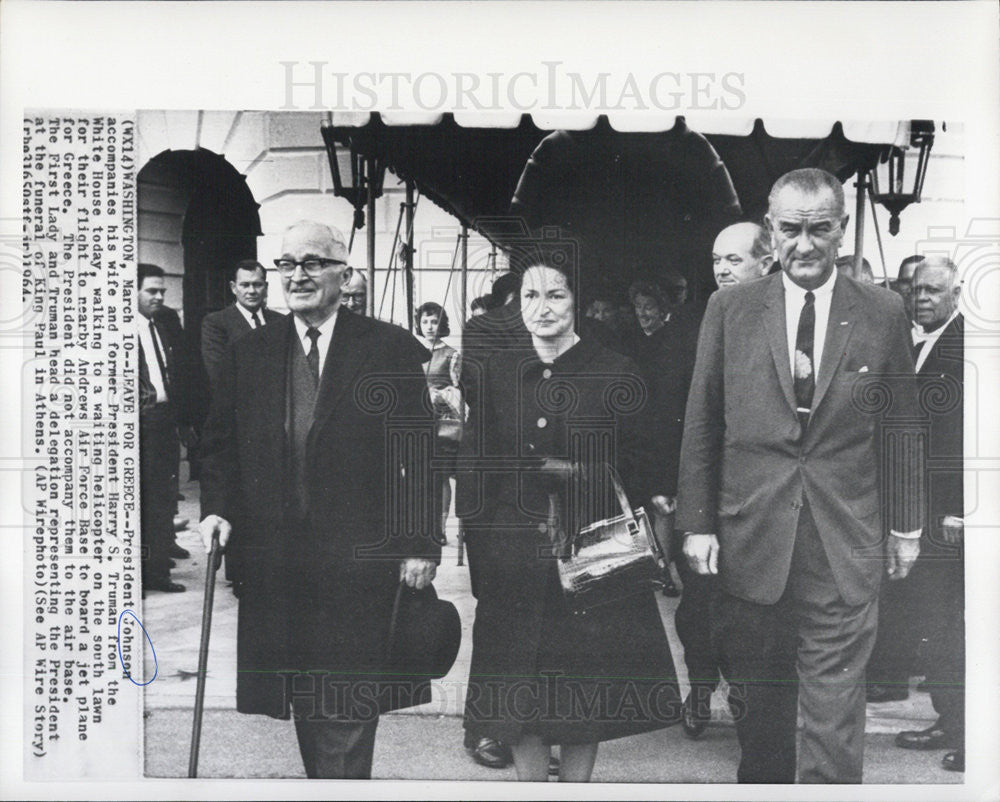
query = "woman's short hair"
xmin=508 ymin=241 xmax=579 ymax=299
xmin=627 ymin=279 xmax=669 ymax=311
xmin=415 ymin=301 xmax=450 ymax=337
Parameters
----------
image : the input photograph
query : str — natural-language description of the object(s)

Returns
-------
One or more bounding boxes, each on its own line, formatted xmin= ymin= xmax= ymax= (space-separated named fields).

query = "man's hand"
xmin=650 ymin=495 xmax=677 ymax=517
xmin=400 ymin=558 xmax=437 ymax=590
xmin=886 ymin=534 xmax=920 ymax=580
xmin=941 ymin=515 xmax=964 ymax=546
xmin=199 ymin=514 xmax=232 ymax=553
xmin=683 ymin=533 xmax=720 ymax=575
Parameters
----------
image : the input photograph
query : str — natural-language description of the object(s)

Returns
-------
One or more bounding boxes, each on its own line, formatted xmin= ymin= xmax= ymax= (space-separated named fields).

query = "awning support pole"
xmin=405 ymin=179 xmax=415 ymax=333
xmin=460 ymin=224 xmax=469 ymax=326
xmin=366 ymin=157 xmax=376 ymax=318
xmin=853 ymin=168 xmax=867 ymax=280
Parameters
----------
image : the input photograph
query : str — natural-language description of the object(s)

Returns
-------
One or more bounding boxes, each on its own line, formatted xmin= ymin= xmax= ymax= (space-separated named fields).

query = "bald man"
xmin=199 ymin=221 xmax=439 ymax=778
xmin=711 ymin=222 xmax=774 ymax=288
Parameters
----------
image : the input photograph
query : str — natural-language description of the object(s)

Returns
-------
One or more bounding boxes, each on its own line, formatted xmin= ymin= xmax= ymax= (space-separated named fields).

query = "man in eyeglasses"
xmin=199 ymin=220 xmax=439 ymax=779
xmin=341 ymin=268 xmax=368 ymax=315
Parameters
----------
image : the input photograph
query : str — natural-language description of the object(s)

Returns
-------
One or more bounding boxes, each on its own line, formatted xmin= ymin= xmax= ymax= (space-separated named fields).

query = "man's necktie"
xmin=305 ymin=327 xmax=320 ymax=385
xmin=149 ymin=318 xmax=171 ymax=401
xmin=251 ymin=311 xmax=262 ymax=329
xmin=793 ymin=290 xmax=815 ymax=429
xmin=912 ymin=338 xmax=927 ymax=364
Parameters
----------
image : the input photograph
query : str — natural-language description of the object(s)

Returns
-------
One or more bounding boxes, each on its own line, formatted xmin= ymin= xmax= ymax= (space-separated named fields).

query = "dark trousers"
xmin=140 ymin=404 xmax=179 ymax=584
xmin=291 ymin=699 xmax=379 ymax=779
xmin=675 ymin=554 xmax=725 ymax=700
xmin=866 ymin=564 xmax=921 ymax=690
xmin=718 ymin=505 xmax=878 ymax=783
xmin=918 ymin=549 xmax=965 ymax=737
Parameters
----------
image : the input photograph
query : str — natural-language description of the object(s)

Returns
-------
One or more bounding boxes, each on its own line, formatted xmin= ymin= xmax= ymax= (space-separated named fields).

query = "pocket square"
xmin=858 ymin=366 xmax=869 ymax=373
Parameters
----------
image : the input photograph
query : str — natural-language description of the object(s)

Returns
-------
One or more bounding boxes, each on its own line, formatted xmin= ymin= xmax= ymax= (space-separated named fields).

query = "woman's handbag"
xmin=549 ymin=467 xmax=667 ymax=614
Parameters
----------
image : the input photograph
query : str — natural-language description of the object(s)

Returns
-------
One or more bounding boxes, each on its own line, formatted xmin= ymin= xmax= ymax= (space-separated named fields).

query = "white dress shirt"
xmin=138 ymin=314 xmax=168 ymax=403
xmin=782 ymin=268 xmax=837 ymax=384
xmin=292 ymin=310 xmax=337 ymax=379
xmin=235 ymin=302 xmax=265 ymax=330
xmin=783 ymin=269 xmax=919 ymax=539
xmin=913 ymin=309 xmax=959 ymax=373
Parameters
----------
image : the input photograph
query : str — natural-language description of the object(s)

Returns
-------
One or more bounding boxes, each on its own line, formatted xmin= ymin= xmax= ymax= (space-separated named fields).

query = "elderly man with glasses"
xmin=199 ymin=220 xmax=439 ymax=779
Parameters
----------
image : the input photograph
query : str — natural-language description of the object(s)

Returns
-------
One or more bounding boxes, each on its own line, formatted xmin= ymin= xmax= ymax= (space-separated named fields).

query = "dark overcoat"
xmin=458 ymin=337 xmax=680 ymax=744
xmin=200 ymin=310 xmax=440 ymax=720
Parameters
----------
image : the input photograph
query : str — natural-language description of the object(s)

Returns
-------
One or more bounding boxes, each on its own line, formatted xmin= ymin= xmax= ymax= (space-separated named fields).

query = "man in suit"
xmin=198 ymin=221 xmax=439 ymax=779
xmin=456 ymin=270 xmax=525 ymax=770
xmin=341 ymin=267 xmax=368 ymax=315
xmin=201 ymin=259 xmax=284 ymax=390
xmin=137 ymin=263 xmax=200 ymax=593
xmin=677 ymin=168 xmax=924 ymax=783
xmin=892 ymin=256 xmax=965 ymax=772
xmin=200 ymin=259 xmax=283 ymax=587
xmin=711 ymin=222 xmax=774 ymax=288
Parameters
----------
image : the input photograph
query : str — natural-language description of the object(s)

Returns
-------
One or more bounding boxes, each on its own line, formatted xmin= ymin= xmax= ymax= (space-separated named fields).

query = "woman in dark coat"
xmin=460 ymin=256 xmax=681 ymax=781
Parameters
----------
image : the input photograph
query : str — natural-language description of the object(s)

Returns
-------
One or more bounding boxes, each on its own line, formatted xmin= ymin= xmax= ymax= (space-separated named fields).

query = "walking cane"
xmin=188 ymin=530 xmax=221 ymax=778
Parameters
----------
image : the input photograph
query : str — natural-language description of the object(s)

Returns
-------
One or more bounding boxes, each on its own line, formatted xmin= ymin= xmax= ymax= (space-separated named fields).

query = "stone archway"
xmin=137 ymin=148 xmax=261 ymax=348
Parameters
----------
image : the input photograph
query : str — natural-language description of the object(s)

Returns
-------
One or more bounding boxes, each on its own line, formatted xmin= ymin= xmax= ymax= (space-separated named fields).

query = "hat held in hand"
xmin=386 ymin=583 xmax=461 ymax=681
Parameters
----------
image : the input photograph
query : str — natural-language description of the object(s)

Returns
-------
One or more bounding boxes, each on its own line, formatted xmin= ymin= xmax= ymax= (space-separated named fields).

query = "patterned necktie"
xmin=305 ymin=327 xmax=320 ymax=385
xmin=149 ymin=318 xmax=171 ymax=400
xmin=793 ymin=291 xmax=815 ymax=428
xmin=251 ymin=311 xmax=262 ymax=329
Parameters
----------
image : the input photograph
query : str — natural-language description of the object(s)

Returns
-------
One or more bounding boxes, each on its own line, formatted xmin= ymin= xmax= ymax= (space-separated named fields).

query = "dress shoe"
xmin=169 ymin=543 xmax=190 ymax=559
xmin=465 ymin=736 xmax=512 ymax=769
xmin=173 ymin=516 xmax=189 ymax=532
xmin=941 ymin=749 xmax=965 ymax=772
xmin=895 ymin=722 xmax=959 ymax=751
xmin=681 ymin=691 xmax=710 ymax=739
xmin=866 ymin=684 xmax=909 ymax=703
xmin=145 ymin=579 xmax=186 ymax=593
xmin=661 ymin=574 xmax=680 ymax=598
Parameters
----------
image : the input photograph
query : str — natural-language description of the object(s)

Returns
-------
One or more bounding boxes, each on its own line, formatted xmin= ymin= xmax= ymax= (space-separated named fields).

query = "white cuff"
xmin=890 ymin=528 xmax=922 ymax=540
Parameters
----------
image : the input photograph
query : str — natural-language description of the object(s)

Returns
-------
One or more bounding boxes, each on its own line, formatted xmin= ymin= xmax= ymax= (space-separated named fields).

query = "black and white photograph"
xmin=3 ymin=2 xmax=999 ymax=799
xmin=132 ymin=109 xmax=972 ymax=784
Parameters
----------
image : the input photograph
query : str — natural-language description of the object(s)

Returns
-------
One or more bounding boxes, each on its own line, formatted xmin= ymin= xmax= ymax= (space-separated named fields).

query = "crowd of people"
xmin=136 ymin=166 xmax=964 ymax=782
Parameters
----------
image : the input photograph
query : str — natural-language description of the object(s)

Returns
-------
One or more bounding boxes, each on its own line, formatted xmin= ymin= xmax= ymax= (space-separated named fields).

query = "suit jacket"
xmin=138 ymin=307 xmax=202 ymax=426
xmin=918 ymin=314 xmax=964 ymax=543
xmin=625 ymin=307 xmax=700 ymax=496
xmin=677 ymin=272 xmax=924 ymax=606
xmin=199 ymin=310 xmax=439 ymax=718
xmin=201 ymin=304 xmax=284 ymax=390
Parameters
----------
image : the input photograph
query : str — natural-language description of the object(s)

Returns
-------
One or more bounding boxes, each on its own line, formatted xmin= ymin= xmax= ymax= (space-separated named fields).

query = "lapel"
xmin=762 ymin=276 xmax=798 ymax=415
xmin=811 ymin=275 xmax=857 ymax=415
xmin=261 ymin=314 xmax=295 ymax=443
xmin=309 ymin=309 xmax=374 ymax=441
xmin=228 ymin=304 xmax=253 ymax=334
xmin=919 ymin=314 xmax=963 ymax=375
